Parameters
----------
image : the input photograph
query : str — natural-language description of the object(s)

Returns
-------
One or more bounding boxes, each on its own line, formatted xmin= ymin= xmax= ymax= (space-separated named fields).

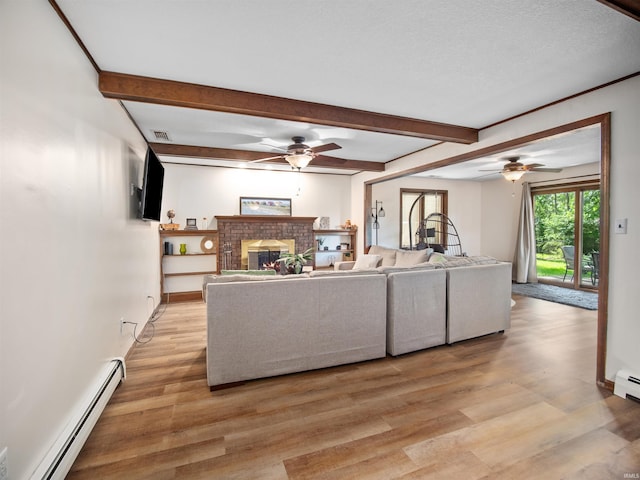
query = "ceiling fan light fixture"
xmin=502 ymin=169 xmax=525 ymax=182
xmin=286 ymin=153 xmax=313 ymax=169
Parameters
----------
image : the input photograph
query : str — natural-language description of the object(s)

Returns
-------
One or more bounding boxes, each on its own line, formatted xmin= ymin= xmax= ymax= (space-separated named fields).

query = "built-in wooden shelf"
xmin=160 ymin=229 xmax=219 ymax=236
xmin=159 ymin=229 xmax=219 ymax=303
xmin=313 ymin=228 xmax=357 ymax=268
xmin=164 ymin=270 xmax=216 ymax=278
xmin=164 ymin=253 xmax=216 ymax=256
xmin=313 ymin=228 xmax=357 ymax=234
xmin=316 ymin=249 xmax=354 ymax=254
xmin=215 ymin=216 xmax=316 ymax=224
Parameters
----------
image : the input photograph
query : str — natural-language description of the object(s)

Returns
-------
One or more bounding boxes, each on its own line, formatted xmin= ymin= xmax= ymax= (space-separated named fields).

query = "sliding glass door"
xmin=533 ymin=182 xmax=600 ymax=290
xmin=580 ymin=189 xmax=600 ymax=288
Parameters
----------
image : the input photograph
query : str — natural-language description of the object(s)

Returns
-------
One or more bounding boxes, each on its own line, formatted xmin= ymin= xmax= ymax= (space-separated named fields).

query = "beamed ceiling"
xmin=53 ymin=1 xmax=640 ymax=177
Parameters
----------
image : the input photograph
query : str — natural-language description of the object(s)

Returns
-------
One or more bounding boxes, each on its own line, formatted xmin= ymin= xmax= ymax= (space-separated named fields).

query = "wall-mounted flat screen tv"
xmin=139 ymin=147 xmax=164 ymax=221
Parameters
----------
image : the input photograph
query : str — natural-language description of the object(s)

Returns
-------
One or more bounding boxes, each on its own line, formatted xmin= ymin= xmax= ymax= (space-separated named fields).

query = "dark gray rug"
xmin=512 ymin=282 xmax=598 ymax=310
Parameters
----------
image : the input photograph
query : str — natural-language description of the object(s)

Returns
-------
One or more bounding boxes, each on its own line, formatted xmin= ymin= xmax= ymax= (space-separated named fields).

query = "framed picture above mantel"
xmin=240 ymin=197 xmax=292 ymax=216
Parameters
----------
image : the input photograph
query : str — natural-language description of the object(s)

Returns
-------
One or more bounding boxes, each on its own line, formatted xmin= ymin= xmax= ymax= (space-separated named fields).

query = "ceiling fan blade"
xmin=249 ymin=155 xmax=285 ymax=164
xmin=530 ymin=167 xmax=563 ymax=172
xmin=478 ymin=168 xmax=503 ymax=172
xmin=259 ymin=142 xmax=288 ymax=152
xmin=311 ymin=142 xmax=342 ymax=154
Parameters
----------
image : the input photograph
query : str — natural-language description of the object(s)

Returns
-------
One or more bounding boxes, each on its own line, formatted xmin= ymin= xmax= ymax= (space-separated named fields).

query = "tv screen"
xmin=140 ymin=147 xmax=164 ymax=221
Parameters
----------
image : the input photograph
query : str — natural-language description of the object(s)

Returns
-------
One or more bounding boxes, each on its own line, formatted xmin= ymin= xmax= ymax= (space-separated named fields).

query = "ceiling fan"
xmin=250 ymin=136 xmax=342 ymax=170
xmin=481 ymin=156 xmax=562 ymax=181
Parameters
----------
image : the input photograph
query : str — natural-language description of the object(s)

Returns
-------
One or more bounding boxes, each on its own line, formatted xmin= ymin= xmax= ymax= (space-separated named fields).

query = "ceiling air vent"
xmin=152 ymin=130 xmax=171 ymax=141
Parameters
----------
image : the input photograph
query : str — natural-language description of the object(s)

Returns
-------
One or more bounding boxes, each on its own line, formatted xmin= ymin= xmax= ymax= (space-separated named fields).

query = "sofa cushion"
xmin=334 ymin=261 xmax=356 ymax=271
xmin=221 ymin=269 xmax=276 ymax=276
xmin=368 ymin=245 xmax=397 ymax=266
xmin=394 ymin=249 xmax=429 ymax=267
xmin=212 ymin=273 xmax=309 ymax=283
xmin=353 ymin=254 xmax=382 ymax=270
xmin=377 ymin=262 xmax=435 ymax=275
xmin=309 ymin=268 xmax=379 ymax=277
xmin=428 ymin=252 xmax=499 ymax=268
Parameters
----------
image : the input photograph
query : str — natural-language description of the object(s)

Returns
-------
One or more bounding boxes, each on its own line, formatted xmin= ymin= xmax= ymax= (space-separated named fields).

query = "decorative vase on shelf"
xmin=179 ymin=243 xmax=187 ymax=255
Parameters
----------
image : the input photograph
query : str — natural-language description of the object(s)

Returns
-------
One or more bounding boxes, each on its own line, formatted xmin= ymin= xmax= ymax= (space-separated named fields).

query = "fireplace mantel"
xmin=215 ymin=216 xmax=316 ymax=270
xmin=215 ymin=215 xmax=317 ymax=224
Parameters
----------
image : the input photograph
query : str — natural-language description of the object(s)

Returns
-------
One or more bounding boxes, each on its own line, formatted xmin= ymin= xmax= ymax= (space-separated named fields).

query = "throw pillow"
xmin=353 ymin=254 xmax=382 ymax=270
xmin=427 ymin=252 xmax=448 ymax=265
xmin=368 ymin=245 xmax=397 ymax=266
xmin=394 ymin=249 xmax=429 ymax=267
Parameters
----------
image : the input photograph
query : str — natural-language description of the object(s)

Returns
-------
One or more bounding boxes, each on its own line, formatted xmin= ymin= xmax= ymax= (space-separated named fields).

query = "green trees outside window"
xmin=533 ymin=185 xmax=600 ymax=287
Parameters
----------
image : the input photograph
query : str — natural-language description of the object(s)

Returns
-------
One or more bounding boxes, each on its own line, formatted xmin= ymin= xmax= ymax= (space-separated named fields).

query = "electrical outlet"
xmin=0 ymin=447 xmax=8 ymax=480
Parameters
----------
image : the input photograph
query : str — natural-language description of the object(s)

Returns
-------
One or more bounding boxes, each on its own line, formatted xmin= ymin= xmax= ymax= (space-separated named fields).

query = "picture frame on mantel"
xmin=239 ymin=197 xmax=292 ymax=216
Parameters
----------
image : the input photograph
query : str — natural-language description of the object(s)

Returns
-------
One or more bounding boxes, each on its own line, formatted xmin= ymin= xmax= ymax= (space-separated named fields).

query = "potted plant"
xmin=279 ymin=247 xmax=313 ymax=274
xmin=316 ymin=237 xmax=325 ymax=251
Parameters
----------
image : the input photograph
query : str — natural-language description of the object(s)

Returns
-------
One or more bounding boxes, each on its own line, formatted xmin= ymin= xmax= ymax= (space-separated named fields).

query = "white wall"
xmin=0 ymin=2 xmax=159 ymax=478
xmin=161 ymin=163 xmax=352 ymax=230
xmin=355 ymin=76 xmax=640 ymax=382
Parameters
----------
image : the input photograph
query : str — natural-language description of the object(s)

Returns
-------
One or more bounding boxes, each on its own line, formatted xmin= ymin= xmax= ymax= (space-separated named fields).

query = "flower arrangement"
xmin=263 ymin=261 xmax=280 ymax=272
xmin=278 ymin=247 xmax=314 ymax=274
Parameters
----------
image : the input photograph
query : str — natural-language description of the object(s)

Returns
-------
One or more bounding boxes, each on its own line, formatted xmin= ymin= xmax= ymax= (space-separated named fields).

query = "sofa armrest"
xmin=334 ymin=261 xmax=355 ymax=271
xmin=202 ymin=274 xmax=217 ymax=302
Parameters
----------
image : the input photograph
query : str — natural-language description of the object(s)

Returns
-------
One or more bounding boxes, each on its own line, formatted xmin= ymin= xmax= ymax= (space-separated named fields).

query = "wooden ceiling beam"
xmin=149 ymin=143 xmax=386 ymax=172
xmin=596 ymin=0 xmax=640 ymax=21
xmin=100 ymin=71 xmax=478 ymax=144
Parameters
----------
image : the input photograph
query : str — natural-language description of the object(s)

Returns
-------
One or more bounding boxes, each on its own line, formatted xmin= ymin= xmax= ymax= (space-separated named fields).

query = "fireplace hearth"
xmin=216 ymin=216 xmax=316 ymax=270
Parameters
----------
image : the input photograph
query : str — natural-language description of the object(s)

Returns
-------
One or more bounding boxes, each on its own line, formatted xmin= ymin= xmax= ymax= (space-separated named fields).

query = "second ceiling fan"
xmin=251 ymin=136 xmax=342 ymax=170
xmin=482 ymin=156 xmax=562 ymax=181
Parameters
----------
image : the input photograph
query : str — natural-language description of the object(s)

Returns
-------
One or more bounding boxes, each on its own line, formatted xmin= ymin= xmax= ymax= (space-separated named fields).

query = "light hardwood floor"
xmin=68 ymin=295 xmax=640 ymax=479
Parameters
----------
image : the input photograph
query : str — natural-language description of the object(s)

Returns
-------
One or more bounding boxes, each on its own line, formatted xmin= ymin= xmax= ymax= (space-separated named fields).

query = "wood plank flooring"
xmin=68 ymin=295 xmax=640 ymax=479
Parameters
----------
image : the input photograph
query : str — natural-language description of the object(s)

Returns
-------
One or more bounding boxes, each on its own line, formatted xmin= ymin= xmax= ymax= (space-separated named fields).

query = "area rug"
xmin=512 ymin=282 xmax=598 ymax=310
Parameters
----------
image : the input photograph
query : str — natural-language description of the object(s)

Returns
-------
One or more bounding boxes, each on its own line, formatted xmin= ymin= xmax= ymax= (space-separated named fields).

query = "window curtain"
xmin=513 ymin=182 xmax=537 ymax=283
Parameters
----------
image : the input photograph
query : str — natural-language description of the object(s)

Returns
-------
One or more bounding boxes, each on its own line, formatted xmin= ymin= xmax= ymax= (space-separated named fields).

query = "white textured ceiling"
xmin=414 ymin=124 xmax=602 ymax=181
xmin=55 ymin=0 xmax=640 ymax=176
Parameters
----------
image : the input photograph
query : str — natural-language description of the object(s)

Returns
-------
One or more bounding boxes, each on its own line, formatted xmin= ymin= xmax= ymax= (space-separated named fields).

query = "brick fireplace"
xmin=216 ymin=216 xmax=316 ymax=271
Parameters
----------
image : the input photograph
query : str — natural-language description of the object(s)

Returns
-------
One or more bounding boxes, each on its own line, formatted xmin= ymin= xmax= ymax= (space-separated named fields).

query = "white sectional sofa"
xmin=203 ymin=246 xmax=511 ymax=389
xmin=205 ymin=273 xmax=387 ymax=389
xmin=336 ymin=245 xmax=512 ymax=348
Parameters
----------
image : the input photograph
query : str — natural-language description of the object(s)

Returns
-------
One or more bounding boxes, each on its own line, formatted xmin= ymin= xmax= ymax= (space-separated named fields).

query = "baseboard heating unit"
xmin=30 ymin=358 xmax=126 ymax=480
xmin=614 ymin=369 xmax=640 ymax=403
